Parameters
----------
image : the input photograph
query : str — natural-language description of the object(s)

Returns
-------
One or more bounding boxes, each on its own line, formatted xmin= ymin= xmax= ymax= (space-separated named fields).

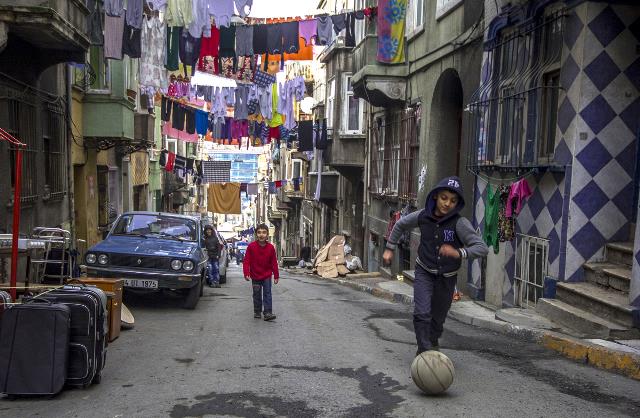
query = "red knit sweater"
xmin=242 ymin=241 xmax=279 ymax=281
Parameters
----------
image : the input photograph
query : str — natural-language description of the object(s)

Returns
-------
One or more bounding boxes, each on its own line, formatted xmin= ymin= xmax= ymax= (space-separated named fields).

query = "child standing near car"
xmin=383 ymin=176 xmax=488 ymax=355
xmin=204 ymin=225 xmax=221 ymax=288
xmin=243 ymin=224 xmax=279 ymax=321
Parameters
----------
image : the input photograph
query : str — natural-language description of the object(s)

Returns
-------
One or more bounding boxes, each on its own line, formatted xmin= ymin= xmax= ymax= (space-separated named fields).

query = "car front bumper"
xmin=84 ymin=266 xmax=201 ymax=289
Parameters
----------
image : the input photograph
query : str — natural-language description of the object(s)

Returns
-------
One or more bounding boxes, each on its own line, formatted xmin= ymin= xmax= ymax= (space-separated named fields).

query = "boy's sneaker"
xmin=263 ymin=313 xmax=276 ymax=321
xmin=254 ymin=312 xmax=262 ymax=319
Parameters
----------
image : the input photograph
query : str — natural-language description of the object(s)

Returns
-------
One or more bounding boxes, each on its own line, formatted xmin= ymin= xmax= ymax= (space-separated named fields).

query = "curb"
xmin=307 ymin=272 xmax=640 ymax=381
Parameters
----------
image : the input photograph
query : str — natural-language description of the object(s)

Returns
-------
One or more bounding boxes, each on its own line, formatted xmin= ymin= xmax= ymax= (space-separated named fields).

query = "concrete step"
xmin=556 ymin=281 xmax=634 ymax=328
xmin=536 ymin=298 xmax=639 ymax=339
xmin=605 ymin=242 xmax=634 ymax=267
xmin=583 ymin=262 xmax=619 ymax=287
xmin=601 ymin=267 xmax=631 ymax=292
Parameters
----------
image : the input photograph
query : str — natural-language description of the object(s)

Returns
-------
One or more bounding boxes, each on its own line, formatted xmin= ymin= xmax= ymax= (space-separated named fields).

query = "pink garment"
xmin=298 ymin=19 xmax=318 ymax=46
xmin=231 ymin=119 xmax=249 ymax=139
xmin=505 ymin=179 xmax=533 ymax=217
xmin=162 ymin=121 xmax=199 ymax=143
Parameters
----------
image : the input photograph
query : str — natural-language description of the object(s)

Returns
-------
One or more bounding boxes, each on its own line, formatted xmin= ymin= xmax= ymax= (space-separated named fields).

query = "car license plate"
xmin=123 ymin=279 xmax=158 ymax=289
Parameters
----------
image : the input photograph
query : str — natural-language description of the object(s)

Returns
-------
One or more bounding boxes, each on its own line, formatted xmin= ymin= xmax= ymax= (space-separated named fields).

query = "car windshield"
xmin=112 ymin=214 xmax=197 ymax=241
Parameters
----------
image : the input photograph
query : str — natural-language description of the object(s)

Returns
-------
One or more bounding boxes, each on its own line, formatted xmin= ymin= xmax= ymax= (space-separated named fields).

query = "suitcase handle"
xmin=23 ymin=297 xmax=54 ymax=305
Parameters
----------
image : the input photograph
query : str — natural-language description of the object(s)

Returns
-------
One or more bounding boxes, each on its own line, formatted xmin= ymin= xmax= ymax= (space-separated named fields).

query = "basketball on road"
xmin=411 ymin=351 xmax=455 ymax=394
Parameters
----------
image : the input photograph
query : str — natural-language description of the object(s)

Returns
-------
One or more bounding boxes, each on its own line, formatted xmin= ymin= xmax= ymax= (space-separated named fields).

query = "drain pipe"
xmin=65 ymin=64 xmax=76 ymax=245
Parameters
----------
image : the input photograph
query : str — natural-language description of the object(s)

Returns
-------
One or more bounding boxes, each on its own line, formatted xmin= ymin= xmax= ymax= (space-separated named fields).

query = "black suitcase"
xmin=0 ymin=299 xmax=70 ymax=396
xmin=32 ymin=284 xmax=108 ymax=387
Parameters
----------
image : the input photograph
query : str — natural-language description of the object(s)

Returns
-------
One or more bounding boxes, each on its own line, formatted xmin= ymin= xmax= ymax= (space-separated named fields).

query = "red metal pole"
xmin=9 ymin=149 xmax=22 ymax=300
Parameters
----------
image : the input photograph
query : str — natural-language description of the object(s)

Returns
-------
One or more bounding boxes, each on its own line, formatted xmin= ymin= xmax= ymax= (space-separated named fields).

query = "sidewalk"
xmin=286 ymin=268 xmax=640 ymax=380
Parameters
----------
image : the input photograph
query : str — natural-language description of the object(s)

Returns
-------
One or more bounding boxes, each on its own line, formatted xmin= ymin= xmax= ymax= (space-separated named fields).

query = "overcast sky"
xmin=248 ymin=0 xmax=323 ymax=18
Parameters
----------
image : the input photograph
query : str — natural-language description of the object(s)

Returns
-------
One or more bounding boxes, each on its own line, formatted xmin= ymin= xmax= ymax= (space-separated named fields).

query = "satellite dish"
xmin=300 ymin=97 xmax=314 ymax=114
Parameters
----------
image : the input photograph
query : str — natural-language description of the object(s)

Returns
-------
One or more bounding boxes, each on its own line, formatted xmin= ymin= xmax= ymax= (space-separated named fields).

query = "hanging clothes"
xmin=195 ymin=109 xmax=208 ymax=135
xmin=331 ymin=14 xmax=347 ymax=34
xmin=345 ymin=12 xmax=357 ymax=47
xmin=482 ymin=184 xmax=500 ymax=254
xmin=377 ymin=0 xmax=407 ymax=64
xmin=165 ymin=0 xmax=193 ymax=27
xmin=198 ymin=25 xmax=220 ymax=75
xmin=210 ymin=0 xmax=234 ymax=28
xmin=252 ymin=24 xmax=268 ymax=54
xmin=506 ymin=178 xmax=533 ymax=217
xmin=161 ymin=96 xmax=172 ymax=121
xmin=122 ymin=22 xmax=141 ymax=58
xmin=298 ymin=19 xmax=317 ymax=46
xmin=234 ymin=85 xmax=250 ymax=120
xmin=104 ymin=0 xmax=124 ymax=16
xmin=189 ymin=0 xmax=211 ymax=38
xmin=165 ymin=152 xmax=176 ymax=172
xmin=316 ymin=16 xmax=333 ymax=46
xmin=104 ymin=14 xmax=125 ymax=59
xmin=140 ymin=15 xmax=168 ymax=89
xmin=235 ymin=0 xmax=253 ymax=18
xmin=235 ymin=25 xmax=254 ymax=56
xmin=125 ymin=0 xmax=143 ymax=29
xmin=166 ymin=26 xmax=181 ymax=71
xmin=179 ymin=30 xmax=202 ymax=76
xmin=498 ymin=184 xmax=515 ymax=242
xmin=269 ymin=83 xmax=283 ymax=128
xmin=314 ymin=149 xmax=323 ymax=201
xmin=281 ymin=21 xmax=300 ymax=54
xmin=298 ymin=120 xmax=314 ymax=151
xmin=247 ymin=183 xmax=259 ymax=196
xmin=266 ymin=24 xmax=284 ymax=55
xmin=207 ymin=183 xmax=241 ymax=214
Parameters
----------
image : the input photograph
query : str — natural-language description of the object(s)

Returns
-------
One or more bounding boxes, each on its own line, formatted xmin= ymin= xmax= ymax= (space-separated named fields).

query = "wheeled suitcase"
xmin=0 ymin=299 xmax=70 ymax=396
xmin=31 ymin=284 xmax=108 ymax=387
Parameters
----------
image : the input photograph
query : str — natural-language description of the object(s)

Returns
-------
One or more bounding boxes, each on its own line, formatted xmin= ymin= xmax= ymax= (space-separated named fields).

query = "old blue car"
xmin=84 ymin=212 xmax=208 ymax=309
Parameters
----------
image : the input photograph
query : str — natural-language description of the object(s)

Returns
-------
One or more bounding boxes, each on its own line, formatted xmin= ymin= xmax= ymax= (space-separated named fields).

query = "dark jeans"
xmin=413 ymin=264 xmax=457 ymax=352
xmin=252 ymin=279 xmax=272 ymax=314
xmin=207 ymin=259 xmax=219 ymax=285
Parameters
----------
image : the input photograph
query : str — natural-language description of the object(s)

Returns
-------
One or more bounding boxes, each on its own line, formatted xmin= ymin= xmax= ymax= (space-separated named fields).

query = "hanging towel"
xmin=298 ymin=120 xmax=314 ymax=151
xmin=202 ymin=160 xmax=231 ymax=183
xmin=207 ymin=183 xmax=241 ymax=214
xmin=247 ymin=183 xmax=259 ymax=195
xmin=331 ymin=14 xmax=347 ymax=34
xmin=482 ymin=184 xmax=501 ymax=254
xmin=506 ymin=179 xmax=533 ymax=217
xmin=165 ymin=152 xmax=176 ymax=172
xmin=377 ymin=0 xmax=407 ymax=64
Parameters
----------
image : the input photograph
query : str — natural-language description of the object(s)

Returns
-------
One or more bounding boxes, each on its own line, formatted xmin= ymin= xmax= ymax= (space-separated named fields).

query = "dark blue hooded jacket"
xmin=386 ymin=176 xmax=488 ymax=276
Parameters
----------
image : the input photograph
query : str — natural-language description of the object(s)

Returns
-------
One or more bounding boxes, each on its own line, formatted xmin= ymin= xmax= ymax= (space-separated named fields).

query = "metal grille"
xmin=108 ymin=254 xmax=172 ymax=270
xmin=398 ymin=105 xmax=420 ymax=202
xmin=514 ymin=234 xmax=549 ymax=307
xmin=4 ymin=96 xmax=38 ymax=203
xmin=466 ymin=9 xmax=565 ymax=172
xmin=43 ymin=103 xmax=66 ymax=199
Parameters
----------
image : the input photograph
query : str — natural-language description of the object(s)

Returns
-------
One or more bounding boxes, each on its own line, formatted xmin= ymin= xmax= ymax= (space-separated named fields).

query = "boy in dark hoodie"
xmin=383 ymin=176 xmax=488 ymax=355
xmin=204 ymin=225 xmax=222 ymax=288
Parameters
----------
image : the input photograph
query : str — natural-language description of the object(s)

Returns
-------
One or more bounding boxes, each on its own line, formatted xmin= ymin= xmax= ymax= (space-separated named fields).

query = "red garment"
xmin=268 ymin=126 xmax=281 ymax=139
xmin=198 ymin=25 xmax=220 ymax=74
xmin=165 ymin=152 xmax=176 ymax=172
xmin=275 ymin=180 xmax=282 ymax=188
xmin=385 ymin=211 xmax=401 ymax=240
xmin=242 ymin=241 xmax=279 ymax=281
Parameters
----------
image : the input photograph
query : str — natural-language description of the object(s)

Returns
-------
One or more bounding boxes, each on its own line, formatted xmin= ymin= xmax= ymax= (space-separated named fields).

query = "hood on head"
xmin=425 ymin=176 xmax=465 ymax=219
xmin=204 ymin=225 xmax=214 ymax=233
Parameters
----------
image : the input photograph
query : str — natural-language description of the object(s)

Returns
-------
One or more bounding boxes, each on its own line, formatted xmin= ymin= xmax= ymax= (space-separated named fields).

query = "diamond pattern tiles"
xmin=569 ymin=221 xmax=605 ymax=261
xmin=572 ymin=180 xmax=609 ymax=219
xmin=588 ymin=6 xmax=626 ymax=47
xmin=575 ymin=138 xmax=612 ymax=177
xmin=584 ymin=51 xmax=621 ymax=91
xmin=579 ymin=95 xmax=617 ymax=135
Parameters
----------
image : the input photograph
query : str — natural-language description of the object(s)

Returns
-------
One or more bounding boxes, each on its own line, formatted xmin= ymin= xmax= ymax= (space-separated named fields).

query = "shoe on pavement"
xmin=263 ymin=313 xmax=276 ymax=321
xmin=254 ymin=312 xmax=262 ymax=319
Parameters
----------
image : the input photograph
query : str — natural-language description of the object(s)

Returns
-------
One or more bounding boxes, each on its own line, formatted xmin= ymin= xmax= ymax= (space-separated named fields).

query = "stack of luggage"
xmin=0 ymin=284 xmax=108 ymax=396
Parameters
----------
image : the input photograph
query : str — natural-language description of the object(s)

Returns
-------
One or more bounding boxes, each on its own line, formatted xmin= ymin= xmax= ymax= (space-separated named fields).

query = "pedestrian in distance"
xmin=204 ymin=225 xmax=222 ymax=288
xmin=383 ymin=176 xmax=488 ymax=355
xmin=243 ymin=223 xmax=279 ymax=321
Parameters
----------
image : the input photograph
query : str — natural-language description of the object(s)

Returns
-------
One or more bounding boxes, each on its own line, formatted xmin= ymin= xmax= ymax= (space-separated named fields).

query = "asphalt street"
xmin=1 ymin=264 xmax=639 ymax=417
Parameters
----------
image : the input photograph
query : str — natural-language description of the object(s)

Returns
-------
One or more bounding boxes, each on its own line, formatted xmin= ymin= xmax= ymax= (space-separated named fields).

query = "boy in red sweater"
xmin=243 ymin=223 xmax=279 ymax=321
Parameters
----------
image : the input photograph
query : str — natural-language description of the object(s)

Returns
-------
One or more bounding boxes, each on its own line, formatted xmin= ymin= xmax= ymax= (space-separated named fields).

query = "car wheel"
xmin=182 ymin=279 xmax=201 ymax=309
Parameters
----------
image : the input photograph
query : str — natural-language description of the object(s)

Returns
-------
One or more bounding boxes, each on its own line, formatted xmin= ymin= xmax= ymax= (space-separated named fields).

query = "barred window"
xmin=42 ymin=103 xmax=66 ymax=199
xmin=467 ymin=7 xmax=564 ymax=171
xmin=4 ymin=97 xmax=38 ymax=203
xmin=399 ymin=106 xmax=420 ymax=202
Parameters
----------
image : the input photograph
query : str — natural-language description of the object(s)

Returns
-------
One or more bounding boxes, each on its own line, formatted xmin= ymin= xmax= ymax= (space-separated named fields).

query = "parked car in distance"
xmin=83 ymin=212 xmax=208 ymax=309
xmin=215 ymin=229 xmax=228 ymax=284
xmin=235 ymin=241 xmax=249 ymax=265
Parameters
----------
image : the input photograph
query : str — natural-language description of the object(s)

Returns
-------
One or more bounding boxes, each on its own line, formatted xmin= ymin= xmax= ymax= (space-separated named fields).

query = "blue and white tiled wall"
xmin=470 ymin=1 xmax=640 ymax=305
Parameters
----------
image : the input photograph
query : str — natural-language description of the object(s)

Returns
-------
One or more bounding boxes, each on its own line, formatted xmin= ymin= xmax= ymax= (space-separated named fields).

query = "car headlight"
xmin=182 ymin=260 xmax=194 ymax=271
xmin=86 ymin=253 xmax=97 ymax=264
xmin=98 ymin=254 xmax=109 ymax=265
xmin=171 ymin=259 xmax=183 ymax=270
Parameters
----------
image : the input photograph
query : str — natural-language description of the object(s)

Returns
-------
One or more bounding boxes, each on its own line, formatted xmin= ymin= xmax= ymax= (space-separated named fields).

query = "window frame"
xmin=407 ymin=0 xmax=425 ymax=38
xmin=326 ymin=78 xmax=335 ymax=129
xmin=354 ymin=0 xmax=366 ymax=44
xmin=88 ymin=46 xmax=111 ymax=93
xmin=341 ymin=73 xmax=364 ymax=135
